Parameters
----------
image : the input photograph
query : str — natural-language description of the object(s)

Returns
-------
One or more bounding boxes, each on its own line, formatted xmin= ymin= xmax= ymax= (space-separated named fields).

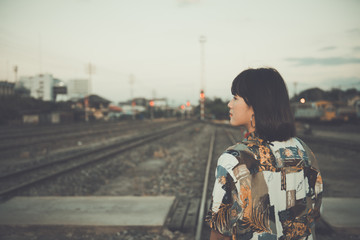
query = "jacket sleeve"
xmin=205 ymin=153 xmax=240 ymax=236
xmin=297 ymin=138 xmax=323 ymax=221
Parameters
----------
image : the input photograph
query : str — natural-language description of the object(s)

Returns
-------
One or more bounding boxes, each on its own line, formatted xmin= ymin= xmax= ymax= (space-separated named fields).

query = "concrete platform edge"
xmin=0 ymin=224 xmax=167 ymax=237
xmin=320 ymin=218 xmax=360 ymax=235
xmin=320 ymin=197 xmax=360 ymax=235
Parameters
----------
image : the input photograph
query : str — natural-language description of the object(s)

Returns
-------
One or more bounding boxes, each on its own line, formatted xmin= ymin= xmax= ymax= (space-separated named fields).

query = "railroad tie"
xmin=165 ymin=196 xmax=201 ymax=234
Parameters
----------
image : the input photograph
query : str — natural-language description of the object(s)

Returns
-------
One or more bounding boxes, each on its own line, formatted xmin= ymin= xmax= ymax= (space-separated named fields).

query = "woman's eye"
xmin=233 ymin=96 xmax=237 ymax=100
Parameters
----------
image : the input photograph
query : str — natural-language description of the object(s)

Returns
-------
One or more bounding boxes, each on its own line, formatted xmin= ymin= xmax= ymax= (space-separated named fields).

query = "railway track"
xmin=164 ymin=125 xmax=239 ymax=239
xmin=195 ymin=128 xmax=216 ymax=240
xmin=297 ymin=134 xmax=360 ymax=152
xmin=0 ymin=121 xmax=129 ymax=141
xmin=0 ymin=120 xmax=176 ymax=153
xmin=0 ymin=121 xmax=193 ymax=200
xmin=197 ymin=126 xmax=238 ymax=239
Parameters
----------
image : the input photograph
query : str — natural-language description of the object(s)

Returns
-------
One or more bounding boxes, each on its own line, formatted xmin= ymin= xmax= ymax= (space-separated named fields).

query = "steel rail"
xmin=0 ymin=122 xmax=141 ymax=144
xmin=224 ymin=128 xmax=237 ymax=145
xmin=0 ymin=121 xmax=183 ymax=180
xmin=195 ymin=128 xmax=216 ymax=240
xmin=0 ymin=119 xmax=178 ymax=141
xmin=0 ymin=121 xmax=128 ymax=141
xmin=0 ymin=121 xmax=173 ymax=152
xmin=194 ymin=127 xmax=240 ymax=239
xmin=297 ymin=134 xmax=360 ymax=152
xmin=0 ymin=121 xmax=193 ymax=200
xmin=215 ymin=122 xmax=360 ymax=152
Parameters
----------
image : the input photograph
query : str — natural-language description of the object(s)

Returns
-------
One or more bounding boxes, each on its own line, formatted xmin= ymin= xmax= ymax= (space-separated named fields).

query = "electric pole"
xmin=87 ymin=62 xmax=95 ymax=94
xmin=129 ymin=74 xmax=135 ymax=120
xmin=13 ymin=65 xmax=18 ymax=83
xmin=85 ymin=62 xmax=95 ymax=122
xmin=199 ymin=35 xmax=206 ymax=121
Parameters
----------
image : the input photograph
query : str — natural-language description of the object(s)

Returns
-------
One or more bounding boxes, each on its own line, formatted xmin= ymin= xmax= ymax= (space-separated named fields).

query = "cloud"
xmin=348 ymin=28 xmax=360 ymax=36
xmin=353 ymin=46 xmax=360 ymax=52
xmin=285 ymin=57 xmax=360 ymax=66
xmin=292 ymin=77 xmax=360 ymax=94
xmin=319 ymin=46 xmax=336 ymax=51
xmin=322 ymin=77 xmax=360 ymax=89
xmin=327 ymin=77 xmax=360 ymax=85
xmin=177 ymin=0 xmax=200 ymax=7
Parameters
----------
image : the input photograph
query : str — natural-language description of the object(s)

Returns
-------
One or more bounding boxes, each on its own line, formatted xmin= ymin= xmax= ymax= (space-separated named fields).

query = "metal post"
xmin=38 ymin=33 xmax=42 ymax=74
xmin=199 ymin=35 xmax=206 ymax=121
xmin=13 ymin=65 xmax=18 ymax=83
xmin=129 ymin=74 xmax=135 ymax=120
xmin=87 ymin=62 xmax=95 ymax=95
xmin=200 ymin=90 xmax=205 ymax=121
xmin=85 ymin=62 xmax=95 ymax=122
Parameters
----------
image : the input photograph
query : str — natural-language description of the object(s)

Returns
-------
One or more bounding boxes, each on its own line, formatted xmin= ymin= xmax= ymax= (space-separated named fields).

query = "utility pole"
xmin=199 ymin=35 xmax=206 ymax=121
xmin=86 ymin=62 xmax=95 ymax=94
xmin=85 ymin=62 xmax=95 ymax=122
xmin=129 ymin=74 xmax=135 ymax=120
xmin=38 ymin=33 xmax=42 ymax=74
xmin=6 ymin=60 xmax=9 ymax=81
xmin=294 ymin=82 xmax=297 ymax=98
xmin=13 ymin=65 xmax=18 ymax=83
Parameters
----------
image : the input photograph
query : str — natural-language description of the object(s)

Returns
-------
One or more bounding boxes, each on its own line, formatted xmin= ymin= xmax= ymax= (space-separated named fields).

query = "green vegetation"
xmin=194 ymin=97 xmax=229 ymax=120
xmin=292 ymin=88 xmax=360 ymax=103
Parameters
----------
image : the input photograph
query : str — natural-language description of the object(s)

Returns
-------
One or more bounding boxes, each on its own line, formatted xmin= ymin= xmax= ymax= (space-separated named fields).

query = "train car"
xmin=356 ymin=100 xmax=360 ymax=119
xmin=334 ymin=103 xmax=356 ymax=122
xmin=292 ymin=100 xmax=337 ymax=122
xmin=292 ymin=100 xmax=358 ymax=122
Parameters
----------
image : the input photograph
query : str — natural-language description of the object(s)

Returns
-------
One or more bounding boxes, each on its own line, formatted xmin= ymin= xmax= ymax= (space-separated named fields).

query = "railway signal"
xmin=149 ymin=100 xmax=154 ymax=120
xmin=199 ymin=35 xmax=206 ymax=121
xmin=200 ymin=90 xmax=205 ymax=120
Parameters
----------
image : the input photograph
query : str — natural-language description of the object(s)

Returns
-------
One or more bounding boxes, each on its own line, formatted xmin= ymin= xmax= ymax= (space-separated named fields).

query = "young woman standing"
xmin=206 ymin=68 xmax=323 ymax=240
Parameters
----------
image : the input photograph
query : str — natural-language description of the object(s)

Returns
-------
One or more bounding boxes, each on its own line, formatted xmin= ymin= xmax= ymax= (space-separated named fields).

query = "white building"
xmin=152 ymin=98 xmax=168 ymax=110
xmin=66 ymin=79 xmax=89 ymax=100
xmin=18 ymin=74 xmax=56 ymax=101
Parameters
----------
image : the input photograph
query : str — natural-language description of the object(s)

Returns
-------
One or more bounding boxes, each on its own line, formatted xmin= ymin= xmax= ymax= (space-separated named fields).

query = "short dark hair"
xmin=231 ymin=67 xmax=296 ymax=142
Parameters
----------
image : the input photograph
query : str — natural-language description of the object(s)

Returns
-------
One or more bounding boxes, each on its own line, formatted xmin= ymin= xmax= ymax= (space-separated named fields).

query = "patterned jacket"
xmin=206 ymin=132 xmax=323 ymax=240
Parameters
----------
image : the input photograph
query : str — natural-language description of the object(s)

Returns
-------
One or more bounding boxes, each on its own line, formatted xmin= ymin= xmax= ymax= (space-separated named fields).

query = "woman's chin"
xmin=229 ymin=119 xmax=238 ymax=126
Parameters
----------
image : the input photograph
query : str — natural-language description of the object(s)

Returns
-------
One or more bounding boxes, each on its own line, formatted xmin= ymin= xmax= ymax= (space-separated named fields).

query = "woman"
xmin=206 ymin=68 xmax=323 ymax=240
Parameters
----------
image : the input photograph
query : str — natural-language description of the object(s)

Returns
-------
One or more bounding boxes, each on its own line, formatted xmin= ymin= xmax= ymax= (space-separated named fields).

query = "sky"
xmin=1 ymin=0 xmax=360 ymax=105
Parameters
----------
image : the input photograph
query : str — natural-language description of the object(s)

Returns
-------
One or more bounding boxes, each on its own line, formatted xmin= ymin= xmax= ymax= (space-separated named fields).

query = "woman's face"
xmin=228 ymin=95 xmax=254 ymax=130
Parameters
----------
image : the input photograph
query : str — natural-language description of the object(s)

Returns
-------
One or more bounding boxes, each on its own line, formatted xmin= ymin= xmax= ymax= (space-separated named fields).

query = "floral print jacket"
xmin=206 ymin=132 xmax=323 ymax=240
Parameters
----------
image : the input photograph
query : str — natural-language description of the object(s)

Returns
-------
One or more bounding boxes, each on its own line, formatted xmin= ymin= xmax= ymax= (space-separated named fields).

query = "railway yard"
xmin=0 ymin=119 xmax=359 ymax=240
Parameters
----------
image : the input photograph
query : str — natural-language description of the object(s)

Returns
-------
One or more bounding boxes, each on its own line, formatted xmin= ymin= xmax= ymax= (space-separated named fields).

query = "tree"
xmin=194 ymin=97 xmax=229 ymax=120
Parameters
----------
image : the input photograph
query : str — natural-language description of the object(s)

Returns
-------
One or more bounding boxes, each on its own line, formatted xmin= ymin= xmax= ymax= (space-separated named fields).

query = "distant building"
xmin=53 ymin=80 xmax=68 ymax=101
xmin=151 ymin=98 xmax=168 ymax=110
xmin=119 ymin=97 xmax=168 ymax=109
xmin=0 ymin=81 xmax=15 ymax=96
xmin=119 ymin=97 xmax=147 ymax=115
xmin=18 ymin=74 xmax=57 ymax=101
xmin=67 ymin=79 xmax=90 ymax=100
xmin=81 ymin=94 xmax=111 ymax=109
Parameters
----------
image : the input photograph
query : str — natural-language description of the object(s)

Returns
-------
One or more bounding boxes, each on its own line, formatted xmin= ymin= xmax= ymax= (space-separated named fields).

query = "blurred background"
xmin=0 ymin=0 xmax=360 ymax=240
xmin=1 ymin=0 xmax=359 ymax=119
